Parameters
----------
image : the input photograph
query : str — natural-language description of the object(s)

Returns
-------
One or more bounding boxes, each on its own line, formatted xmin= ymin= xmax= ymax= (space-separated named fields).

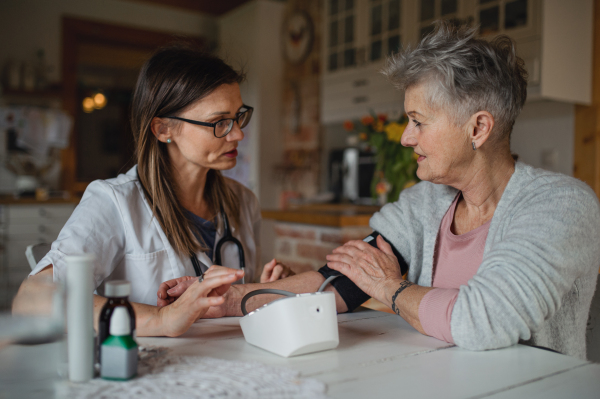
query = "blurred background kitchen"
xmin=0 ymin=0 xmax=599 ymax=358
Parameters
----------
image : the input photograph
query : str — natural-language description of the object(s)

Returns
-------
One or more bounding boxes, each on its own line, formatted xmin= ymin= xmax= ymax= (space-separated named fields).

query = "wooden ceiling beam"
xmin=123 ymin=0 xmax=252 ymax=15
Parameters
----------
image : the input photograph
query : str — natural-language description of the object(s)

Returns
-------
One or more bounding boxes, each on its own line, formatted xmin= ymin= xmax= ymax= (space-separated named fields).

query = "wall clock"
xmin=283 ymin=11 xmax=314 ymax=65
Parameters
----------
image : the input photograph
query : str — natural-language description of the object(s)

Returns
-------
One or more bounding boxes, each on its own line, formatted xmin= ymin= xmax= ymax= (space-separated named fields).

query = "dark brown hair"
xmin=131 ymin=43 xmax=245 ymax=256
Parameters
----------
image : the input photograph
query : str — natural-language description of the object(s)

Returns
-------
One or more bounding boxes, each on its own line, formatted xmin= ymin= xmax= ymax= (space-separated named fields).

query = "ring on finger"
xmin=198 ymin=275 xmax=204 ymax=283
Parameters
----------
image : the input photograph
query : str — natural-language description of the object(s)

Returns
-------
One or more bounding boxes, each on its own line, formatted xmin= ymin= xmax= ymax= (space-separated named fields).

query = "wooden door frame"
xmin=574 ymin=0 xmax=600 ymax=197
xmin=61 ymin=16 xmax=204 ymax=193
xmin=574 ymin=0 xmax=600 ymax=274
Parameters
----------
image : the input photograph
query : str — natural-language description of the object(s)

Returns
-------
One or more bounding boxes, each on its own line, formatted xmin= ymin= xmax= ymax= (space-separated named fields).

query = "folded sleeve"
xmin=418 ymin=288 xmax=459 ymax=344
xmin=30 ymin=180 xmax=127 ymax=290
xmin=450 ymin=184 xmax=600 ymax=351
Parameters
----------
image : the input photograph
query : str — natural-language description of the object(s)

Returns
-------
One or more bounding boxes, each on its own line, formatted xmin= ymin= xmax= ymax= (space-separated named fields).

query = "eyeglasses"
xmin=164 ymin=105 xmax=253 ymax=138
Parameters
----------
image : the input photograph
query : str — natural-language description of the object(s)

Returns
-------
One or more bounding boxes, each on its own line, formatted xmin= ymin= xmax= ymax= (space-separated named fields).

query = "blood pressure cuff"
xmin=317 ymin=231 xmax=409 ymax=312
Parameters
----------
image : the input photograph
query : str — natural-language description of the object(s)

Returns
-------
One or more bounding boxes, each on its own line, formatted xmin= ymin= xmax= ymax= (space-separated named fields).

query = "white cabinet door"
xmin=322 ymin=0 xmax=409 ymax=123
xmin=464 ymin=0 xmax=591 ymax=104
xmin=470 ymin=0 xmax=540 ymax=41
xmin=7 ymin=204 xmax=75 ymax=223
xmin=323 ymin=0 xmax=411 ymax=73
xmin=364 ymin=0 xmax=405 ymax=64
xmin=415 ymin=0 xmax=469 ymax=39
xmin=321 ymin=64 xmax=404 ymax=123
xmin=1 ymin=203 xmax=75 ymax=310
xmin=324 ymin=0 xmax=361 ymax=74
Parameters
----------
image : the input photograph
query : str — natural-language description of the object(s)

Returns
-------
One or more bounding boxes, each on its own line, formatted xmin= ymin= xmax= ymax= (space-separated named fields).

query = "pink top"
xmin=417 ymin=194 xmax=491 ymax=343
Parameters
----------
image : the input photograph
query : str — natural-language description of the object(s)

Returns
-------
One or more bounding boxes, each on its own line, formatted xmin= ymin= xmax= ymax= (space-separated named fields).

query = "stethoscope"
xmin=136 ymin=170 xmax=245 ymax=282
xmin=190 ymin=205 xmax=246 ymax=284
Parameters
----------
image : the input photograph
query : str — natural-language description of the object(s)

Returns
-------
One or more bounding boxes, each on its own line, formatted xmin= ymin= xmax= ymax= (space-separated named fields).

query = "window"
xmin=477 ymin=0 xmax=529 ymax=36
xmin=369 ymin=0 xmax=403 ymax=62
xmin=419 ymin=0 xmax=458 ymax=38
xmin=327 ymin=0 xmax=357 ymax=71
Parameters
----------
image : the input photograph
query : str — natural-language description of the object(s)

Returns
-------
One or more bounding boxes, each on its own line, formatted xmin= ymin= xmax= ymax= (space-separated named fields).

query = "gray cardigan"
xmin=370 ymin=162 xmax=600 ymax=359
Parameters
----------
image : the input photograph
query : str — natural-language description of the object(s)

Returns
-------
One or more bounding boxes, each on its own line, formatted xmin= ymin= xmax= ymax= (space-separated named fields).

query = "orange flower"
xmin=343 ymin=120 xmax=354 ymax=131
xmin=361 ymin=115 xmax=375 ymax=125
xmin=359 ymin=132 xmax=368 ymax=141
xmin=374 ymin=120 xmax=384 ymax=132
xmin=375 ymin=182 xmax=388 ymax=195
xmin=377 ymin=113 xmax=387 ymax=122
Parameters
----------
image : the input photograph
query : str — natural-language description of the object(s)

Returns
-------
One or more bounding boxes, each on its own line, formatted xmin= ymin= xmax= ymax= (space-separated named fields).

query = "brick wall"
xmin=272 ymin=222 xmax=372 ymax=274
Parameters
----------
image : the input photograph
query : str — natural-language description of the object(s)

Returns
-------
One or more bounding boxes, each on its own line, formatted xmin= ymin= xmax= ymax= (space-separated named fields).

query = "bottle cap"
xmin=104 ymin=280 xmax=131 ymax=297
xmin=109 ymin=307 xmax=131 ymax=336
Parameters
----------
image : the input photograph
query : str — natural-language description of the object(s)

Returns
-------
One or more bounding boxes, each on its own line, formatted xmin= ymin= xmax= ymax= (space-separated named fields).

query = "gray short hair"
xmin=383 ymin=21 xmax=528 ymax=141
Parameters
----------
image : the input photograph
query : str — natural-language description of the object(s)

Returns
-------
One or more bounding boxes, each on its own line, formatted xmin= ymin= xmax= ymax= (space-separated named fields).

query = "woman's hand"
xmin=156 ymin=269 xmax=244 ymax=337
xmin=325 ymin=235 xmax=404 ymax=303
xmin=157 ymin=276 xmax=196 ymax=307
xmin=260 ymin=259 xmax=295 ymax=283
xmin=157 ymin=266 xmax=243 ymax=307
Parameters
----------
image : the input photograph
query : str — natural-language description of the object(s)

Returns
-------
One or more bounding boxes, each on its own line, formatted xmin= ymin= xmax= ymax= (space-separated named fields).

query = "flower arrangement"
xmin=344 ymin=113 xmax=419 ymax=204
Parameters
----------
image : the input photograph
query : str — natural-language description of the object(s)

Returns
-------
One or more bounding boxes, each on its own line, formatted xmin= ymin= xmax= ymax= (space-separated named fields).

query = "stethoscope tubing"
xmin=190 ymin=207 xmax=246 ymax=284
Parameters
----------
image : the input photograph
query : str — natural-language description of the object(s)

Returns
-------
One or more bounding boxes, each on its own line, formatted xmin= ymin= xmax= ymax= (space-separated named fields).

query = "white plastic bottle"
xmin=66 ymin=254 xmax=95 ymax=382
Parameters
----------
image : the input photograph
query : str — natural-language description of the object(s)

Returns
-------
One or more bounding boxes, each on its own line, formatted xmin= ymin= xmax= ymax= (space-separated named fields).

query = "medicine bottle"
xmin=99 ymin=280 xmax=136 ymax=345
xmin=100 ymin=306 xmax=138 ymax=380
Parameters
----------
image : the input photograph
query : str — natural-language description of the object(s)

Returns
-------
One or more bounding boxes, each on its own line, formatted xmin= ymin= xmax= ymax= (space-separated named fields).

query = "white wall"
xmin=0 ymin=0 xmax=217 ymax=83
xmin=218 ymin=0 xmax=285 ymax=268
xmin=511 ymin=101 xmax=575 ymax=176
xmin=218 ymin=3 xmax=261 ymax=196
xmin=218 ymin=0 xmax=285 ymax=208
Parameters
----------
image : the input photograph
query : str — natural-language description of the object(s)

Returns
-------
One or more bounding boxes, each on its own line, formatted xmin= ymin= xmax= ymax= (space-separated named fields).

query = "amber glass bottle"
xmin=99 ymin=280 xmax=136 ymax=346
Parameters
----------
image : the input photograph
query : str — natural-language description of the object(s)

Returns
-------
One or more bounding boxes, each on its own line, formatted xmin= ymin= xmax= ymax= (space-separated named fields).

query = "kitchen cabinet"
xmin=320 ymin=0 xmax=593 ymax=124
xmin=467 ymin=0 xmax=592 ymax=104
xmin=417 ymin=0 xmax=466 ymax=38
xmin=321 ymin=0 xmax=413 ymax=123
xmin=0 ymin=203 xmax=75 ymax=310
xmin=471 ymin=0 xmax=539 ymax=40
xmin=324 ymin=0 xmax=406 ymax=73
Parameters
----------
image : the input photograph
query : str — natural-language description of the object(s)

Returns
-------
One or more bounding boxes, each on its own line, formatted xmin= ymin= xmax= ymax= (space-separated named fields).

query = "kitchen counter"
xmin=0 ymin=195 xmax=80 ymax=205
xmin=261 ymin=203 xmax=380 ymax=228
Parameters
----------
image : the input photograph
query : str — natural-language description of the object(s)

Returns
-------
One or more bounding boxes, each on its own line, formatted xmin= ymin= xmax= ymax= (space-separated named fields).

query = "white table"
xmin=137 ymin=308 xmax=600 ymax=399
xmin=2 ymin=308 xmax=600 ymax=398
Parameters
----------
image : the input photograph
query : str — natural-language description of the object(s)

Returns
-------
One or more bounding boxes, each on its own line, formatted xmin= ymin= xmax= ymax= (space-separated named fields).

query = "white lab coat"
xmin=31 ymin=166 xmax=261 ymax=305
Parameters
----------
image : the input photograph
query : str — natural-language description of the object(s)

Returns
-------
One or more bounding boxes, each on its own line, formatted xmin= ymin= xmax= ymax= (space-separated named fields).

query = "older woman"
xmin=161 ymin=23 xmax=600 ymax=358
xmin=329 ymin=22 xmax=600 ymax=358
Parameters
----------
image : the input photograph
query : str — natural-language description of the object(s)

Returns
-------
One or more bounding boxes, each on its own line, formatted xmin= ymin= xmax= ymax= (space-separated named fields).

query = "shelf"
xmin=1 ymin=86 xmax=62 ymax=98
xmin=0 ymin=85 xmax=63 ymax=106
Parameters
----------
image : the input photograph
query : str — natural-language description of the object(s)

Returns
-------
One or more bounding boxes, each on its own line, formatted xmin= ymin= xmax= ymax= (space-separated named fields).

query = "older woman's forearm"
xmin=383 ymin=281 xmax=434 ymax=335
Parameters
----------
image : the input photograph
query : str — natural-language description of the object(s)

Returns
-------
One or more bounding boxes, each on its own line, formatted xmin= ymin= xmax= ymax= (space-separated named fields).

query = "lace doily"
xmin=62 ymin=346 xmax=328 ymax=399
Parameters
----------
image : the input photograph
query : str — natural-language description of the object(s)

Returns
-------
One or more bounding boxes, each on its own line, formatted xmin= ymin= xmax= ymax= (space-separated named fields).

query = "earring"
xmin=472 ymin=142 xmax=476 ymax=151
xmin=167 ymin=139 xmax=172 ymax=144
